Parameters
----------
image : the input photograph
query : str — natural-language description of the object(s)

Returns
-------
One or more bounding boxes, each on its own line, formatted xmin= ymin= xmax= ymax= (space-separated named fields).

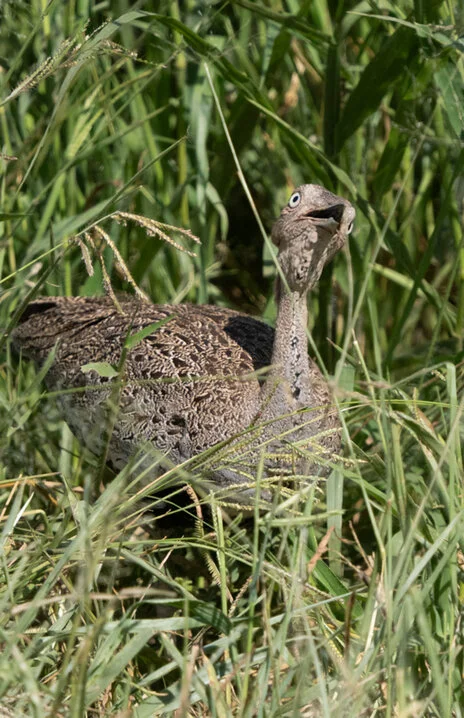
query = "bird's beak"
xmin=297 ymin=203 xmax=347 ymax=233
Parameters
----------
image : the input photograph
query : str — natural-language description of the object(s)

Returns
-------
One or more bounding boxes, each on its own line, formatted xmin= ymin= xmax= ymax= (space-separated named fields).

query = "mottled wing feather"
xmin=12 ymin=297 xmax=276 ymax=468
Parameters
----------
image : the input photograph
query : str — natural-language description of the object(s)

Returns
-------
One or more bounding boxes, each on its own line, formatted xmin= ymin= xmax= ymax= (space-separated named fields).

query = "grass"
xmin=0 ymin=0 xmax=463 ymax=715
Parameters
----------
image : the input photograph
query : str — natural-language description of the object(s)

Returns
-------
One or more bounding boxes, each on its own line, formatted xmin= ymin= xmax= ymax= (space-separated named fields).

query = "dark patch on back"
xmin=18 ymin=301 xmax=57 ymax=324
xmin=223 ymin=316 xmax=273 ymax=371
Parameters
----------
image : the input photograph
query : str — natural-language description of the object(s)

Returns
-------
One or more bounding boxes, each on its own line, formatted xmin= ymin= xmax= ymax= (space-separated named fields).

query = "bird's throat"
xmin=261 ymin=279 xmax=311 ymax=418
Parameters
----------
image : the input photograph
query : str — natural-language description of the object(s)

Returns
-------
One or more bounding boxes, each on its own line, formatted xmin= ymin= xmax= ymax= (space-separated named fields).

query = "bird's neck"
xmin=261 ymin=277 xmax=312 ymax=418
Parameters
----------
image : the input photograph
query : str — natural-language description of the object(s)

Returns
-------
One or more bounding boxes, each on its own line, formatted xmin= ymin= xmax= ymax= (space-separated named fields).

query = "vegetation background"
xmin=0 ymin=0 xmax=463 ymax=715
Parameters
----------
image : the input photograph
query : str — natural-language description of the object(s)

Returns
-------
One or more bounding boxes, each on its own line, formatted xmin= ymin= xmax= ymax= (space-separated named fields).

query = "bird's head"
xmin=271 ymin=184 xmax=355 ymax=294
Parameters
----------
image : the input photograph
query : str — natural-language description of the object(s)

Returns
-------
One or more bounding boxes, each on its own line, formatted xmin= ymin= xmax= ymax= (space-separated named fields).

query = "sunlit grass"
xmin=0 ymin=1 xmax=463 ymax=715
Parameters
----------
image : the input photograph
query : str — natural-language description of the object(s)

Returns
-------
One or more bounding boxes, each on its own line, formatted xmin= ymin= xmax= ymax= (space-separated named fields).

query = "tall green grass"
xmin=1 ymin=1 xmax=463 ymax=715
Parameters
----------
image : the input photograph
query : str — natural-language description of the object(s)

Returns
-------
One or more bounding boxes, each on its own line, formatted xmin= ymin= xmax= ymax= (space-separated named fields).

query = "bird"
xmin=11 ymin=184 xmax=355 ymax=504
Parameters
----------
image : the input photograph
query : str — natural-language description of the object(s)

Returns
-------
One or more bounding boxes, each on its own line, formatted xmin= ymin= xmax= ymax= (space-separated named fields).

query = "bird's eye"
xmin=288 ymin=191 xmax=301 ymax=208
xmin=347 ymin=221 xmax=354 ymax=235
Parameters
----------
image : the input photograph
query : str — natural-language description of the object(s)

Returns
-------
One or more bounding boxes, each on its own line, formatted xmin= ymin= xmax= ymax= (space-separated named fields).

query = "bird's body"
xmin=12 ymin=185 xmax=355 ymax=500
xmin=15 ymin=300 xmax=276 ymax=466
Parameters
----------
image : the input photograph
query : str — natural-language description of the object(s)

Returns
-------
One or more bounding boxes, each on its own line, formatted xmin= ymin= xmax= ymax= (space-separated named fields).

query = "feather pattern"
xmin=12 ymin=184 xmax=355 ymax=501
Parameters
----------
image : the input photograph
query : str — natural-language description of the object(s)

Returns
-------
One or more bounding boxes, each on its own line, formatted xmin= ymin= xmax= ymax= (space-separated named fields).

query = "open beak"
xmin=303 ymin=203 xmax=345 ymax=223
xmin=297 ymin=203 xmax=347 ymax=235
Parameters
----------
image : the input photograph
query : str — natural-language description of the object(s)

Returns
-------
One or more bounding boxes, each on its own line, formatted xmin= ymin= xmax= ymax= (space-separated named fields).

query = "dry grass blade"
xmin=92 ymin=224 xmax=149 ymax=301
xmin=112 ymin=211 xmax=201 ymax=257
xmin=72 ymin=228 xmax=145 ymax=307
xmin=73 ymin=236 xmax=94 ymax=277
xmin=1 ymin=24 xmax=139 ymax=107
xmin=71 ymin=209 xmax=200 ymax=305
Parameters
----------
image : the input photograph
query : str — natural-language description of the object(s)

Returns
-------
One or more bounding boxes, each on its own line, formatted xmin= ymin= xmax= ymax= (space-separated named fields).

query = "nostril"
xmin=347 ymin=221 xmax=354 ymax=234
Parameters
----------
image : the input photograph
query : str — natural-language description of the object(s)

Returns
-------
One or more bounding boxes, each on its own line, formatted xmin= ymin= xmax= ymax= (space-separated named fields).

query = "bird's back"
xmin=12 ymin=296 xmax=275 ymax=471
xmin=13 ymin=296 xmax=274 ymax=368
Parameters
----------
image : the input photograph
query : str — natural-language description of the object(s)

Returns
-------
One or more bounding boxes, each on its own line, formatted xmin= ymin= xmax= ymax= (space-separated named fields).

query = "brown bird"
xmin=12 ymin=185 xmax=355 ymax=503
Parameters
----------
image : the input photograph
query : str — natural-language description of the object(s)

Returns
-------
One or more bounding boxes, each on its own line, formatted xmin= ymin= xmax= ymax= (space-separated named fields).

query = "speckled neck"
xmin=261 ymin=276 xmax=311 ymax=417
